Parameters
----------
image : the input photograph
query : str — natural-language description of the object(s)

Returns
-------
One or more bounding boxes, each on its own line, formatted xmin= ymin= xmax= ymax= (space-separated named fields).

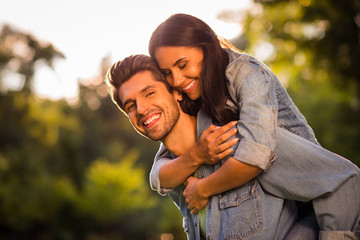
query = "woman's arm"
xmin=152 ymin=56 xmax=278 ymax=199
xmin=150 ymin=121 xmax=239 ymax=194
xmin=181 ymin=57 xmax=279 ymax=212
xmin=225 ymin=54 xmax=280 ymax=170
xmin=183 ymin=157 xmax=263 ymax=214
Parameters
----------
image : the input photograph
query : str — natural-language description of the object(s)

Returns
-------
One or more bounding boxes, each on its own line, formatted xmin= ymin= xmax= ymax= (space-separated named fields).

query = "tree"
xmin=0 ymin=24 xmax=64 ymax=95
xmin=0 ymin=24 xmax=185 ymax=239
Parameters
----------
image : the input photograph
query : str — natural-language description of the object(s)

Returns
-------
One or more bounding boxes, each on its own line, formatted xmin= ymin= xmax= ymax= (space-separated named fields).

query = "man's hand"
xmin=190 ymin=121 xmax=239 ymax=165
xmin=183 ymin=176 xmax=208 ymax=214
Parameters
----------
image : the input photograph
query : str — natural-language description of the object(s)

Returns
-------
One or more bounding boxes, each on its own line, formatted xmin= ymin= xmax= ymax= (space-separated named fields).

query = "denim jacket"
xmin=164 ymin=110 xmax=298 ymax=240
xmin=150 ymin=50 xmax=360 ymax=239
xmin=224 ymin=49 xmax=318 ymax=170
xmin=151 ymin=49 xmax=319 ymax=194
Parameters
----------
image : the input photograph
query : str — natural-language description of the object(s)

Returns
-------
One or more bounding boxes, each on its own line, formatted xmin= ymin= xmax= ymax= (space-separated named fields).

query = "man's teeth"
xmin=144 ymin=114 xmax=160 ymax=126
xmin=183 ymin=80 xmax=195 ymax=91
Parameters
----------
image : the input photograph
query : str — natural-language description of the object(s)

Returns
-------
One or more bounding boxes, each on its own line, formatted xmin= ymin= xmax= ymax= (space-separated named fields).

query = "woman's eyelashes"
xmin=160 ymin=63 xmax=186 ymax=78
xmin=146 ymin=91 xmax=155 ymax=97
xmin=178 ymin=62 xmax=187 ymax=69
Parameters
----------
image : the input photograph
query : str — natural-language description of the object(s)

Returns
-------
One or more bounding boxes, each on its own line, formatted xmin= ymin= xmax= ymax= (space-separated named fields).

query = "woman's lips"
xmin=182 ymin=79 xmax=197 ymax=93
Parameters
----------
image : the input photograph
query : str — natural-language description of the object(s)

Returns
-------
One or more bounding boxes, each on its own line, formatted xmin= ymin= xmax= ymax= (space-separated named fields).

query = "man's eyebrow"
xmin=122 ymin=85 xmax=157 ymax=108
xmin=122 ymin=98 xmax=133 ymax=110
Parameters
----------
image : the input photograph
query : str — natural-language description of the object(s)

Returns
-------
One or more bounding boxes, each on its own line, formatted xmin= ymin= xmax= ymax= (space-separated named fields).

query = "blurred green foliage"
xmin=0 ymin=25 xmax=185 ymax=239
xmin=0 ymin=0 xmax=359 ymax=239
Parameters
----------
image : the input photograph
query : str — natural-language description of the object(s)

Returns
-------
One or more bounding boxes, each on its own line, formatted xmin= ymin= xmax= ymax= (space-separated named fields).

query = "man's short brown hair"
xmin=105 ymin=54 xmax=172 ymax=113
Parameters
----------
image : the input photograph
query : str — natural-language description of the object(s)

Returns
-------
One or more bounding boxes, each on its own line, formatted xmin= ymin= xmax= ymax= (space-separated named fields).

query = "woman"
xmin=148 ymin=13 xmax=360 ymax=240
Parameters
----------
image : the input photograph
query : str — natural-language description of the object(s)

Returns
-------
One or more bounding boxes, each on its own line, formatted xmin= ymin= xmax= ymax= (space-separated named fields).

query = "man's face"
xmin=119 ymin=70 xmax=180 ymax=141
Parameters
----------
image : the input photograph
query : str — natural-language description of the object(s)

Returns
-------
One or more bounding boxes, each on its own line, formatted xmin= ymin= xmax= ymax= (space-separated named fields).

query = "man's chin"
xmin=144 ymin=130 xmax=170 ymax=142
xmin=146 ymin=134 xmax=165 ymax=142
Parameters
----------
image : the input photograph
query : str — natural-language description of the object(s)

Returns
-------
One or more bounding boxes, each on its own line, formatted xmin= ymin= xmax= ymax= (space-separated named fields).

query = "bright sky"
xmin=0 ymin=0 xmax=252 ymax=102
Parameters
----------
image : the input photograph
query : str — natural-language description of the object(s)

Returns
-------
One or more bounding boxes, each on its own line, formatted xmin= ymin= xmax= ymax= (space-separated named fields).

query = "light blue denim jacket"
xmin=224 ymin=49 xmax=320 ymax=169
xmin=150 ymin=50 xmax=360 ymax=239
xmin=151 ymin=49 xmax=318 ymax=188
xmin=162 ymin=110 xmax=298 ymax=240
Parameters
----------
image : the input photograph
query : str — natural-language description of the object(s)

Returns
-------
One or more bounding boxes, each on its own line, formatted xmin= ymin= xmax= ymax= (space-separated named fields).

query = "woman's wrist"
xmin=188 ymin=145 xmax=204 ymax=167
xmin=196 ymin=178 xmax=212 ymax=198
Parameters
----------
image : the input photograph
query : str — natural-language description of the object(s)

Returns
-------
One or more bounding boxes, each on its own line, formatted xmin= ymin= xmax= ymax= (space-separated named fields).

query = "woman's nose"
xmin=172 ymin=71 xmax=185 ymax=88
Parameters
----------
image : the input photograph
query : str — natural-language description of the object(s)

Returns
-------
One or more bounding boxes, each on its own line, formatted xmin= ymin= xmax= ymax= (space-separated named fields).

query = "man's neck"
xmin=162 ymin=112 xmax=197 ymax=157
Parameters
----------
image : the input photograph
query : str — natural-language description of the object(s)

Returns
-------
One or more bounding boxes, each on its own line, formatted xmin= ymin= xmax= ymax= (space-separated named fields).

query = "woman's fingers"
xmin=207 ymin=121 xmax=238 ymax=154
xmin=210 ymin=121 xmax=237 ymax=137
xmin=195 ymin=121 xmax=239 ymax=164
xmin=186 ymin=201 xmax=202 ymax=215
xmin=215 ymin=137 xmax=239 ymax=153
xmin=212 ymin=128 xmax=238 ymax=147
xmin=215 ymin=149 xmax=234 ymax=161
xmin=190 ymin=208 xmax=199 ymax=214
xmin=214 ymin=138 xmax=239 ymax=157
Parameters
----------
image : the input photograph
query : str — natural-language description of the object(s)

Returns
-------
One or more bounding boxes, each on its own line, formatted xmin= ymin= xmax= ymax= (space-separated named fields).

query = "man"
xmin=105 ymin=54 xmax=327 ymax=240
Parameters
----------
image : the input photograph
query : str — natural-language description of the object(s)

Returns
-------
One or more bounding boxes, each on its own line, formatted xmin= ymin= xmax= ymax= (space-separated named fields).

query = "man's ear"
xmin=173 ymin=89 xmax=183 ymax=102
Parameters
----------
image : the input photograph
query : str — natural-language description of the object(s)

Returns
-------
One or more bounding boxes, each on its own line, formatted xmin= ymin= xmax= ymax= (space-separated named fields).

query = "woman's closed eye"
xmin=178 ymin=62 xmax=187 ymax=69
xmin=146 ymin=91 xmax=155 ymax=97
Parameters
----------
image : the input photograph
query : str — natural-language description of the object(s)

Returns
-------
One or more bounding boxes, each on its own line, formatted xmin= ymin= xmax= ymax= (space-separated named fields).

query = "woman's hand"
xmin=190 ymin=121 xmax=239 ymax=165
xmin=183 ymin=176 xmax=208 ymax=214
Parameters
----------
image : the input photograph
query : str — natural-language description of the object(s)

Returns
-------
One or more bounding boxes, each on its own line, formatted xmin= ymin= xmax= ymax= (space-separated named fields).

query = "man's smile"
xmin=142 ymin=113 xmax=161 ymax=128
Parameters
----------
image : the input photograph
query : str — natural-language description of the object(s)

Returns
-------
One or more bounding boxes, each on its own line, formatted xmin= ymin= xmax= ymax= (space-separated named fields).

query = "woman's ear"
xmin=173 ymin=89 xmax=183 ymax=102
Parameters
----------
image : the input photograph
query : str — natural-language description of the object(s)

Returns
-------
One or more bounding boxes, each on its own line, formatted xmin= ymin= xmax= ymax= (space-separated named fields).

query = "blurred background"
xmin=0 ymin=0 xmax=359 ymax=239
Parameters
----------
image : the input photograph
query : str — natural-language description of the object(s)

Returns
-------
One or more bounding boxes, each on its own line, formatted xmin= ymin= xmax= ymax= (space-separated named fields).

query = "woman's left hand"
xmin=183 ymin=176 xmax=208 ymax=214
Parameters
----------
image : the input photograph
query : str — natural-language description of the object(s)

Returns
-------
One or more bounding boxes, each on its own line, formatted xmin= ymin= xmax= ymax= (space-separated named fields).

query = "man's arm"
xmin=158 ymin=151 xmax=201 ymax=189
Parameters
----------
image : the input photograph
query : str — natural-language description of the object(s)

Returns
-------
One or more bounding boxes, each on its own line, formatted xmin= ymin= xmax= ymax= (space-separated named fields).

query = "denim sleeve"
xmin=226 ymin=58 xmax=278 ymax=170
xmin=258 ymin=127 xmax=360 ymax=201
xmin=149 ymin=143 xmax=175 ymax=195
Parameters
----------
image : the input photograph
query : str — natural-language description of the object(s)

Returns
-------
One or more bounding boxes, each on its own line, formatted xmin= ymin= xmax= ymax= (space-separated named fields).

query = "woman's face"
xmin=154 ymin=46 xmax=203 ymax=100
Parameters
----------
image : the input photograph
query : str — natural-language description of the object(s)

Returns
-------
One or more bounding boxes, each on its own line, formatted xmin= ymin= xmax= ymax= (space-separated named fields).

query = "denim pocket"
xmin=219 ymin=180 xmax=263 ymax=239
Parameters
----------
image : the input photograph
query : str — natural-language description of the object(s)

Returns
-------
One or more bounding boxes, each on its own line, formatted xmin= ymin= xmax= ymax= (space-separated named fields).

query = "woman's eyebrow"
xmin=172 ymin=57 xmax=186 ymax=67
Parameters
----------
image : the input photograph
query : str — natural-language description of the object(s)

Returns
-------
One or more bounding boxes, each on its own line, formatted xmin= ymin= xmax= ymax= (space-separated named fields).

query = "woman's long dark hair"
xmin=149 ymin=14 xmax=237 ymax=124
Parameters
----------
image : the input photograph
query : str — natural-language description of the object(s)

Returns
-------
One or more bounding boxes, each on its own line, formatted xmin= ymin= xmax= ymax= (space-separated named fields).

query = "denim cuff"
xmin=232 ymin=138 xmax=277 ymax=170
xmin=319 ymin=230 xmax=359 ymax=240
xmin=149 ymin=159 xmax=173 ymax=195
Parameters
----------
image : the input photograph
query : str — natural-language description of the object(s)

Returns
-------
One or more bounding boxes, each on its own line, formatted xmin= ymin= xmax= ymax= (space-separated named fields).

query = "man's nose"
xmin=136 ymin=99 xmax=150 ymax=115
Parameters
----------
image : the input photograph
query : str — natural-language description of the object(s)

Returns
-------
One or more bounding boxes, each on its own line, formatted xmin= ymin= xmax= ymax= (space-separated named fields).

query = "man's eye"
xmin=126 ymin=103 xmax=135 ymax=112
